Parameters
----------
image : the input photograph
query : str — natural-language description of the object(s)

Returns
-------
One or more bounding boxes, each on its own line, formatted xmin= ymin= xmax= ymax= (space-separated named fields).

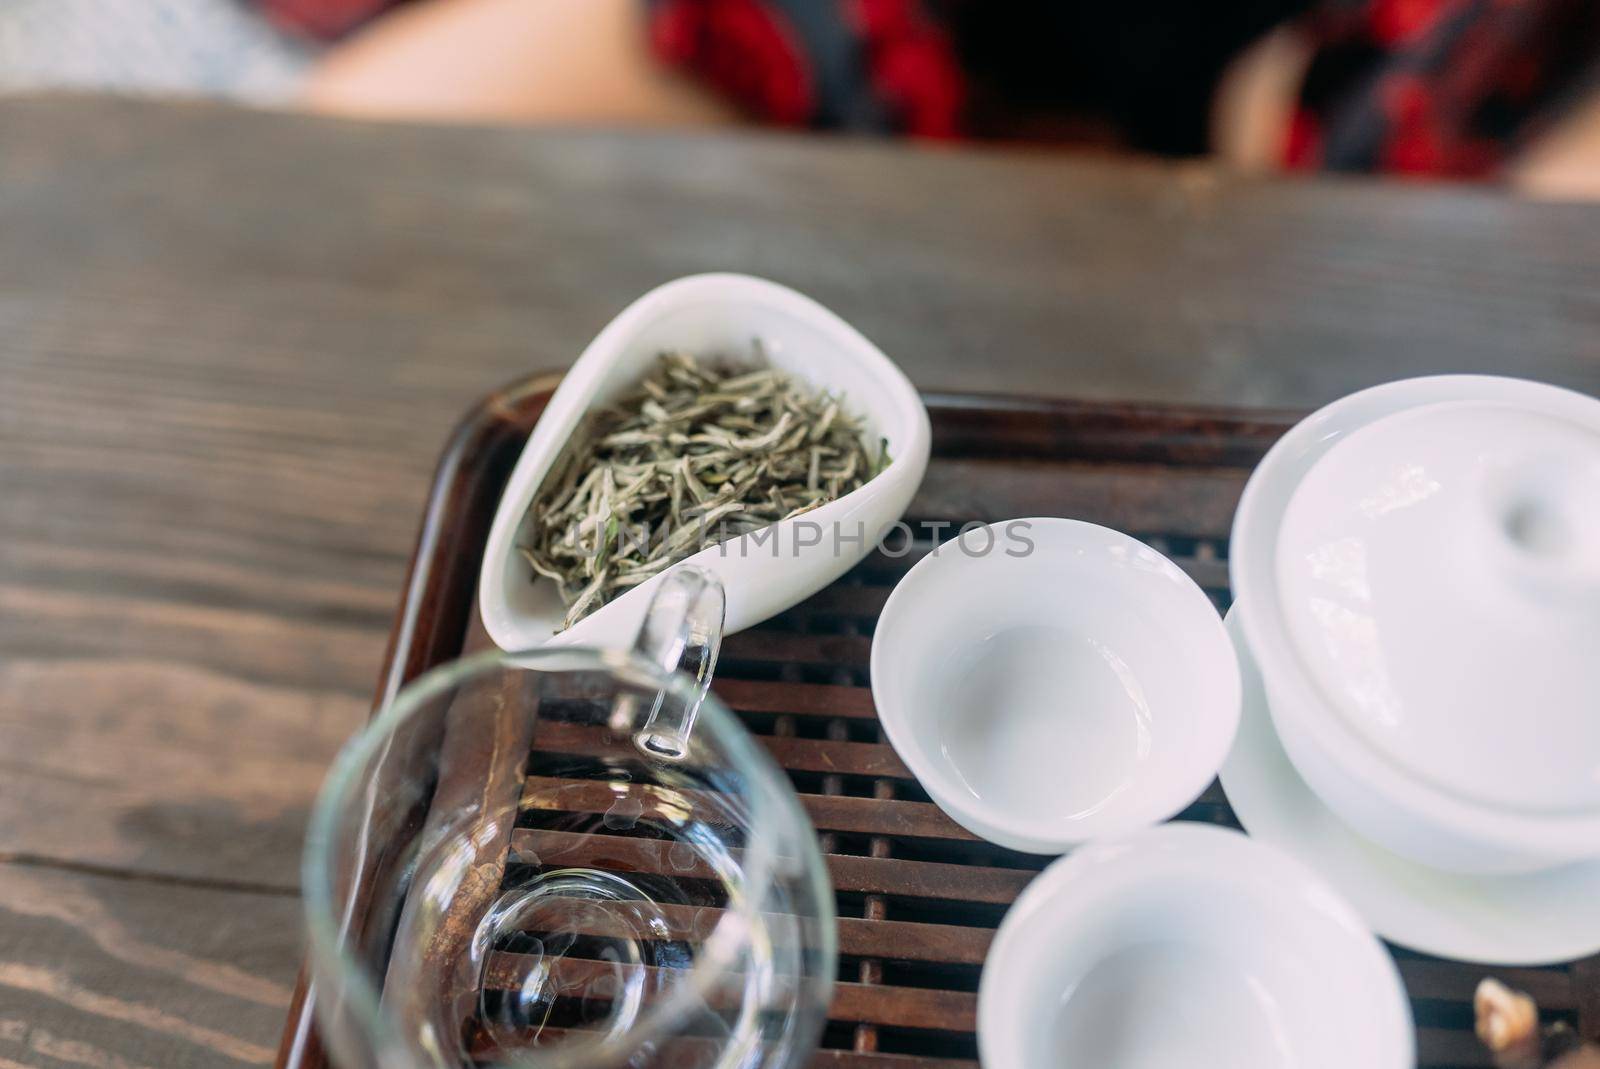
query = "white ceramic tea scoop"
xmin=479 ymin=274 xmax=931 ymax=653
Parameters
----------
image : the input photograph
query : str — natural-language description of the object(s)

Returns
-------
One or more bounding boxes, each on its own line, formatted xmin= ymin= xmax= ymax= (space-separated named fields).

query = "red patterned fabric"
xmin=652 ymin=0 xmax=964 ymax=135
xmin=650 ymin=0 xmax=814 ymax=126
xmin=1284 ymin=0 xmax=1600 ymax=177
xmin=848 ymin=0 xmax=965 ymax=137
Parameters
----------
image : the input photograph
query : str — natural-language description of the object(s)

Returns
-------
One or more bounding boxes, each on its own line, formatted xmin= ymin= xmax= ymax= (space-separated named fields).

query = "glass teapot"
xmin=303 ymin=568 xmax=836 ymax=1069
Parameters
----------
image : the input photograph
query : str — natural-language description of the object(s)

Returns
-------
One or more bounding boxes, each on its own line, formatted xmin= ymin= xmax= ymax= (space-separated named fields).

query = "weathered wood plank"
xmin=0 ymin=657 xmax=362 ymax=890
xmin=0 ymin=862 xmax=298 ymax=1068
xmin=5 ymin=96 xmax=1600 ymax=413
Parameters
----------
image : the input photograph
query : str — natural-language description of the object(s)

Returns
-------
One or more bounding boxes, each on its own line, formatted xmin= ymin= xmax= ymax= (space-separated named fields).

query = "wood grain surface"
xmin=3 ymin=93 xmax=1599 ymax=1068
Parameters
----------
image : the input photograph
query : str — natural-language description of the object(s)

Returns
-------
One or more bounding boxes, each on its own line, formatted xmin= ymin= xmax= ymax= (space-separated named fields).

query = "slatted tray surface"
xmin=276 ymin=381 xmax=1600 ymax=1069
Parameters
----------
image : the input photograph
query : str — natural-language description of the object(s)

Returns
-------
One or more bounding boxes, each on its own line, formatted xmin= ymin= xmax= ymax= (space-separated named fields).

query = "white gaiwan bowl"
xmin=870 ymin=519 xmax=1240 ymax=854
xmin=480 ymin=274 xmax=931 ymax=652
xmin=1231 ymin=375 xmax=1600 ymax=874
xmin=978 ymin=824 xmax=1413 ymax=1069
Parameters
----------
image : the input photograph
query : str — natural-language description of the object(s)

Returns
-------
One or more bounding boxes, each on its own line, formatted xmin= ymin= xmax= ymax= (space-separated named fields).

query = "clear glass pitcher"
xmin=303 ymin=569 xmax=836 ymax=1069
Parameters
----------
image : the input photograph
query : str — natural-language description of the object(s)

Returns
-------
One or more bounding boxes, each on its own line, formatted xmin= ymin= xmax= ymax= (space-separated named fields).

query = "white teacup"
xmin=978 ymin=824 xmax=1413 ymax=1069
xmin=870 ymin=518 xmax=1239 ymax=854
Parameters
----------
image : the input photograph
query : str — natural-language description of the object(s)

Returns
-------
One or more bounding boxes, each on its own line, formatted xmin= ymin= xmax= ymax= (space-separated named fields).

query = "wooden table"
xmin=2 ymin=93 xmax=1599 ymax=1069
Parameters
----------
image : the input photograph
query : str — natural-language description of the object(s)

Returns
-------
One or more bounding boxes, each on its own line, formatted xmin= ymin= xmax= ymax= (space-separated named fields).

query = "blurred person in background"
xmin=294 ymin=0 xmax=1600 ymax=198
xmin=3 ymin=0 xmax=1597 ymax=197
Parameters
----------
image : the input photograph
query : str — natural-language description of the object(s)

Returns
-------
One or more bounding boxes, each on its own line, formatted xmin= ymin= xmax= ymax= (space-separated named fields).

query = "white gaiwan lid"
xmin=1275 ymin=398 xmax=1600 ymax=814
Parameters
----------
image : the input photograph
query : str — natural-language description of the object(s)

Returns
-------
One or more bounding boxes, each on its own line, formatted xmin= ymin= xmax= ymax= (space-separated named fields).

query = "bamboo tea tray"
xmin=276 ymin=374 xmax=1600 ymax=1069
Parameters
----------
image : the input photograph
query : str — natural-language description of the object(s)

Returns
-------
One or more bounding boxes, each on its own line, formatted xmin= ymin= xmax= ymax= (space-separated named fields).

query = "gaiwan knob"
xmin=1479 ymin=431 xmax=1600 ymax=603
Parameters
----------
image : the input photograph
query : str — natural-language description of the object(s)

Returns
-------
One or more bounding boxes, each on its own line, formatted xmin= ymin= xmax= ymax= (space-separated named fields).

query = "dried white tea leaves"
xmin=519 ymin=350 xmax=887 ymax=630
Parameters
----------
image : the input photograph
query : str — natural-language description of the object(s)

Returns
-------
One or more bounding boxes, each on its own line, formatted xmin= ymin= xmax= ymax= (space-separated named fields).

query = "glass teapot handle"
xmin=630 ymin=564 xmax=725 ymax=759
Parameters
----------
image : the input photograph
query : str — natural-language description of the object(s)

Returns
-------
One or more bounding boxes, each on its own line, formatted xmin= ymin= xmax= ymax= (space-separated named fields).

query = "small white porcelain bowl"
xmin=870 ymin=518 xmax=1239 ymax=854
xmin=479 ymin=274 xmax=931 ymax=653
xmin=979 ymin=824 xmax=1414 ymax=1069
